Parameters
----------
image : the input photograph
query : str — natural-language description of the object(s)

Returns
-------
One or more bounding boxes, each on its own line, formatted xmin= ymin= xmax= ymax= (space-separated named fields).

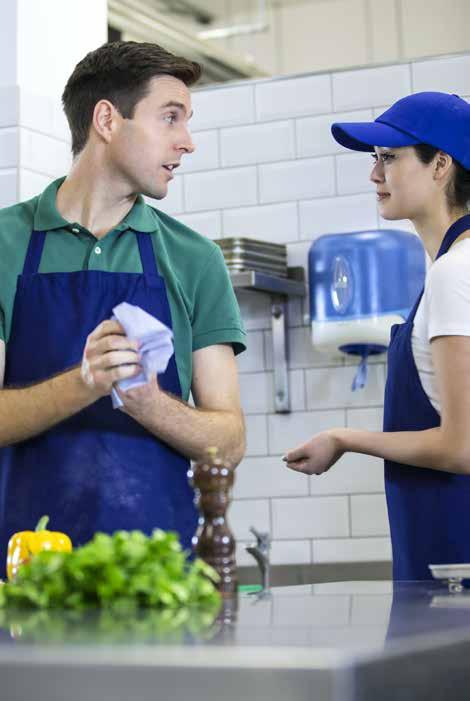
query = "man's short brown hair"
xmin=62 ymin=41 xmax=201 ymax=156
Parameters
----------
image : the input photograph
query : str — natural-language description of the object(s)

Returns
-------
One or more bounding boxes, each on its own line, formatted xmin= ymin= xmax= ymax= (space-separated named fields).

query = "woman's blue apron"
xmin=384 ymin=214 xmax=470 ymax=580
xmin=0 ymin=229 xmax=197 ymax=577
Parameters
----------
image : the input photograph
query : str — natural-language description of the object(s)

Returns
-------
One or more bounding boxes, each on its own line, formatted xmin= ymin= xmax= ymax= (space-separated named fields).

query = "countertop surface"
xmin=3 ymin=580 xmax=470 ymax=700
xmin=0 ymin=579 xmax=469 ymax=655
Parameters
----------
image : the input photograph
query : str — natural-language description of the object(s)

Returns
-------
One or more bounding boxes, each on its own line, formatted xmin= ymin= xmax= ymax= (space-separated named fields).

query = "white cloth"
xmin=412 ymin=239 xmax=470 ymax=414
xmin=110 ymin=302 xmax=174 ymax=409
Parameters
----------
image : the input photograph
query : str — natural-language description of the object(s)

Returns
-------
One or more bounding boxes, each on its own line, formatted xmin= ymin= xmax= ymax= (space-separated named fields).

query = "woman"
xmin=283 ymin=91 xmax=470 ymax=580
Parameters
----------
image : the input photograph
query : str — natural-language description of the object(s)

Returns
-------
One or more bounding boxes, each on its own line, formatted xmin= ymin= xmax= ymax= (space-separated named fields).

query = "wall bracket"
xmin=230 ymin=267 xmax=306 ymax=413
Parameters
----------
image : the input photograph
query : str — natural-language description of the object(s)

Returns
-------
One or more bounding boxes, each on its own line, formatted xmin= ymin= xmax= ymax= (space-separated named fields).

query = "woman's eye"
xmin=372 ymin=153 xmax=394 ymax=163
xmin=164 ymin=113 xmax=176 ymax=124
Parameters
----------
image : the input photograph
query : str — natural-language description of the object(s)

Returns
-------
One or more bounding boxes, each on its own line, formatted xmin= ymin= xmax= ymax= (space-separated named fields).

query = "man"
xmin=0 ymin=41 xmax=246 ymax=574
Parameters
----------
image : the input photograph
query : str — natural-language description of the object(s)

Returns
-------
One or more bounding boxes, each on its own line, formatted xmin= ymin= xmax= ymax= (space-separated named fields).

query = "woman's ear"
xmin=433 ymin=151 xmax=454 ymax=182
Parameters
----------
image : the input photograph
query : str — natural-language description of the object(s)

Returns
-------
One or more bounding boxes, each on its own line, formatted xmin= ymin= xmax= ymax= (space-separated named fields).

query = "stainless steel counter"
xmin=2 ymin=580 xmax=470 ymax=701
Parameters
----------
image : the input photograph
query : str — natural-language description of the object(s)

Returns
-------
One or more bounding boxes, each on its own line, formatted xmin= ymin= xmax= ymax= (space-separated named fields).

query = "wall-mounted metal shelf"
xmin=230 ymin=267 xmax=306 ymax=414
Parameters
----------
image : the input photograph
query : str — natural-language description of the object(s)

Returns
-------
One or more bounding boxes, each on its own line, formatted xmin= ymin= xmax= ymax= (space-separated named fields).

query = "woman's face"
xmin=370 ymin=146 xmax=438 ymax=221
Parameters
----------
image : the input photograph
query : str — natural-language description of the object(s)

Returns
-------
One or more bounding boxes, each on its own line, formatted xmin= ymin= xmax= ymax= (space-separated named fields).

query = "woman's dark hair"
xmin=62 ymin=41 xmax=202 ymax=156
xmin=414 ymin=143 xmax=470 ymax=210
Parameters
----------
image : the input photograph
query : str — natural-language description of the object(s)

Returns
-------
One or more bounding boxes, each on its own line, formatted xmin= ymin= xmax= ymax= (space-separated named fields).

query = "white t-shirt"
xmin=412 ymin=238 xmax=470 ymax=414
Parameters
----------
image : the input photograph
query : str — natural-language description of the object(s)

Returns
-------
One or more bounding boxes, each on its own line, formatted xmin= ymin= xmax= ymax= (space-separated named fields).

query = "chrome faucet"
xmin=245 ymin=526 xmax=271 ymax=593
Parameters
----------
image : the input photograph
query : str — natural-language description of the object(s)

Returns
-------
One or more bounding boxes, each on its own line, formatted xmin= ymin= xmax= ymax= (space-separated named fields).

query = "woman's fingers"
xmin=283 ymin=432 xmax=343 ymax=476
xmin=282 ymin=445 xmax=308 ymax=463
xmin=284 ymin=459 xmax=311 ymax=473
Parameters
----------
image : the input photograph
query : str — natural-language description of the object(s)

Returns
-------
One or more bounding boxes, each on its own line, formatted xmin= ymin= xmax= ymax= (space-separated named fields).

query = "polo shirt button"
xmin=94 ymin=246 xmax=102 ymax=255
xmin=71 ymin=227 xmax=80 ymax=233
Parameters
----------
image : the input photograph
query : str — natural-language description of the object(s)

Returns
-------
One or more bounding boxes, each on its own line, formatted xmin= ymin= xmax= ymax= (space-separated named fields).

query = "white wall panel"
xmin=259 ymin=157 xmax=335 ymax=204
xmin=255 ymin=74 xmax=332 ymax=122
xmin=332 ymin=65 xmax=411 ymax=112
xmin=272 ymin=496 xmax=349 ymax=539
xmin=191 ymin=86 xmax=255 ymax=131
xmin=221 ymin=121 xmax=295 ymax=167
xmin=223 ymin=202 xmax=299 ymax=244
xmin=185 ymin=167 xmax=257 ymax=211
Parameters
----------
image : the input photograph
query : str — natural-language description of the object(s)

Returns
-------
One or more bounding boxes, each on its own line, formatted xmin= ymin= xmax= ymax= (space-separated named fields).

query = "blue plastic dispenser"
xmin=309 ymin=230 xmax=426 ymax=390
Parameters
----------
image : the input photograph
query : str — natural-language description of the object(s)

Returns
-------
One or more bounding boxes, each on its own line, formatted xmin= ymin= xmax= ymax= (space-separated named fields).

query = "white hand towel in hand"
xmin=110 ymin=301 xmax=174 ymax=409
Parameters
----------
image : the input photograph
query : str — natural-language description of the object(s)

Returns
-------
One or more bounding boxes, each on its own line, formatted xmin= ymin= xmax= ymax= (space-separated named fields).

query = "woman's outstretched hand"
xmin=282 ymin=430 xmax=344 ymax=475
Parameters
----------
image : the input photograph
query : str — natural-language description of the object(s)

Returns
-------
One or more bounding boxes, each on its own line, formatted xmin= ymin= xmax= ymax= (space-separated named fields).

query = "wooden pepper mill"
xmin=190 ymin=447 xmax=238 ymax=597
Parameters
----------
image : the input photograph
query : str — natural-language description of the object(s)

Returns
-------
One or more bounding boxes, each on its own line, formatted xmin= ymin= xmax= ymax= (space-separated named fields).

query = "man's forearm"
xmin=123 ymin=390 xmax=246 ymax=466
xmin=0 ymin=367 xmax=99 ymax=447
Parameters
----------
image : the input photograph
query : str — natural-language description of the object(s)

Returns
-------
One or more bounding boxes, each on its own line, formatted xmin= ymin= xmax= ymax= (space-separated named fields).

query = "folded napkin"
xmin=110 ymin=302 xmax=174 ymax=409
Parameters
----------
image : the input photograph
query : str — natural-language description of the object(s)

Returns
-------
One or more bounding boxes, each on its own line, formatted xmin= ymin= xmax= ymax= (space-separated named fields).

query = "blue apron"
xmin=0 ymin=229 xmax=197 ymax=578
xmin=384 ymin=214 xmax=470 ymax=580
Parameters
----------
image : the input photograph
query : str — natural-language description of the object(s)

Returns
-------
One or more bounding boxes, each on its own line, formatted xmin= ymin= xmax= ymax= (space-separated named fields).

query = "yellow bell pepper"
xmin=7 ymin=515 xmax=72 ymax=581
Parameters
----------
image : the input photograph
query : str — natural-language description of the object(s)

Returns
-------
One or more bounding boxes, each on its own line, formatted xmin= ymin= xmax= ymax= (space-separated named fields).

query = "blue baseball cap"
xmin=331 ymin=92 xmax=470 ymax=169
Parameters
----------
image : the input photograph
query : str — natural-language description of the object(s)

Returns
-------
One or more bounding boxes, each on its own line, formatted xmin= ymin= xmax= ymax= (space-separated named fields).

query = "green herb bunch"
xmin=0 ymin=529 xmax=221 ymax=612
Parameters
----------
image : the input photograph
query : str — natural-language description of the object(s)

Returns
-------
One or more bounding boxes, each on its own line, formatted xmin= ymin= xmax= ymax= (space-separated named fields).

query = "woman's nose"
xmin=370 ymin=161 xmax=384 ymax=184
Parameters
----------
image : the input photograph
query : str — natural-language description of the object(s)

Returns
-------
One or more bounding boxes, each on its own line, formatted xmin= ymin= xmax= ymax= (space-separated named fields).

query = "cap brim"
xmin=331 ymin=121 xmax=421 ymax=152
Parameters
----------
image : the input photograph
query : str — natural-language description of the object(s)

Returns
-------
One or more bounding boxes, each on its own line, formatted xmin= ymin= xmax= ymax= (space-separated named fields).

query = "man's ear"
xmin=92 ymin=99 xmax=119 ymax=146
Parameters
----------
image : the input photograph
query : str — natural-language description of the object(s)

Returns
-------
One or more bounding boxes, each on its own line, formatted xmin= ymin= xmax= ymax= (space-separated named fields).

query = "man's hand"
xmin=80 ymin=320 xmax=141 ymax=398
xmin=283 ymin=430 xmax=344 ymax=475
xmin=112 ymin=344 xmax=245 ymax=465
xmin=116 ymin=373 xmax=162 ymax=417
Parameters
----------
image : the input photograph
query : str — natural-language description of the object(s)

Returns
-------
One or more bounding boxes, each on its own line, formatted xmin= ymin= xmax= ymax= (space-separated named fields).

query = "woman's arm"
xmin=284 ymin=335 xmax=470 ymax=476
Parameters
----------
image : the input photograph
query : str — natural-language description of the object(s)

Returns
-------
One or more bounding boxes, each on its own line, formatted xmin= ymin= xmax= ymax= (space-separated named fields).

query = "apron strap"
xmin=22 ymin=230 xmax=47 ymax=275
xmin=136 ymin=232 xmax=160 ymax=277
xmin=436 ymin=213 xmax=470 ymax=259
xmin=407 ymin=214 xmax=470 ymax=323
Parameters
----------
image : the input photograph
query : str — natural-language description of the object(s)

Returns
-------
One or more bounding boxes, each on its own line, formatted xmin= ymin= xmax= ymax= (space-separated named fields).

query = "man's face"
xmin=109 ymin=75 xmax=195 ymax=199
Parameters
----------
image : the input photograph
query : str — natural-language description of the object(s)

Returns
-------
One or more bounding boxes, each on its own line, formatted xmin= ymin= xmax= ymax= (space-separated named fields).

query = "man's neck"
xmin=56 ymin=152 xmax=137 ymax=240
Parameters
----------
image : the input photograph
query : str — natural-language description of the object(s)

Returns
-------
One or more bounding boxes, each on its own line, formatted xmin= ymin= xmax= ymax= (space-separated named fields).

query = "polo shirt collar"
xmin=34 ymin=177 xmax=69 ymax=231
xmin=34 ymin=176 xmax=159 ymax=234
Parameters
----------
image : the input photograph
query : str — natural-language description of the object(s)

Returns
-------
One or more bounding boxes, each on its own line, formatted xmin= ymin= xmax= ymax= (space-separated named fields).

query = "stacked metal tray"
xmin=214 ymin=237 xmax=288 ymax=278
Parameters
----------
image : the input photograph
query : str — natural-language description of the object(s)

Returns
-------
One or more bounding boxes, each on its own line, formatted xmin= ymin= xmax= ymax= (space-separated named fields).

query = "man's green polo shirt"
xmin=0 ymin=178 xmax=246 ymax=400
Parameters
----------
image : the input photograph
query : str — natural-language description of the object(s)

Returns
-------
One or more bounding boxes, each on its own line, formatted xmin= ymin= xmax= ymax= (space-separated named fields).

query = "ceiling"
xmin=108 ymin=0 xmax=272 ymax=83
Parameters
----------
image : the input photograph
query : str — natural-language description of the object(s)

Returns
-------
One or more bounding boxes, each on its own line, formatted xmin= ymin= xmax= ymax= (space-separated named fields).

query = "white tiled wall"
xmin=177 ymin=53 xmax=469 ymax=570
xmin=1 ymin=51 xmax=468 ymax=570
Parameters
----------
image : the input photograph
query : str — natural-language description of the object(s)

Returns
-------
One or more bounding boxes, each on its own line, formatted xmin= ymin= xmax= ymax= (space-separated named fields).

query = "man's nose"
xmin=179 ymin=128 xmax=195 ymax=154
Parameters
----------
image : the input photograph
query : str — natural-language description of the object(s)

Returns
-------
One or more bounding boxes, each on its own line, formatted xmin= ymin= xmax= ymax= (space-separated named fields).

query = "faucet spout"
xmin=245 ymin=526 xmax=271 ymax=593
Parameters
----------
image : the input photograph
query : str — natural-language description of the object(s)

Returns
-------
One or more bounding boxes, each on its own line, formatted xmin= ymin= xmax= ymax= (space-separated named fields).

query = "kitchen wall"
xmin=1 ymin=50 xmax=469 ymax=569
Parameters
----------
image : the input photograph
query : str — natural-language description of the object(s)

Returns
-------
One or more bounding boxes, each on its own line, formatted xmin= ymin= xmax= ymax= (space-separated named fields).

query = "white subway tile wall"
xmin=177 ymin=129 xmax=219 ymax=174
xmin=2 ymin=52 xmax=468 ymax=567
xmin=220 ymin=121 xmax=295 ymax=167
xmin=336 ymin=153 xmax=376 ymax=195
xmin=259 ymin=157 xmax=335 ymax=204
xmin=0 ymin=86 xmax=19 ymax=128
xmin=0 ymin=128 xmax=18 ymax=169
xmin=176 ymin=210 xmax=222 ymax=240
xmin=411 ymin=54 xmax=470 ymax=95
xmin=223 ymin=202 xmax=299 ymax=244
xmin=0 ymin=169 xmax=17 ymax=208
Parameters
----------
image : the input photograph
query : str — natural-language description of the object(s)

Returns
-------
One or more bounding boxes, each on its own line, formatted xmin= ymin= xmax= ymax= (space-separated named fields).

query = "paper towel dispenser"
xmin=309 ymin=230 xmax=426 ymax=389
